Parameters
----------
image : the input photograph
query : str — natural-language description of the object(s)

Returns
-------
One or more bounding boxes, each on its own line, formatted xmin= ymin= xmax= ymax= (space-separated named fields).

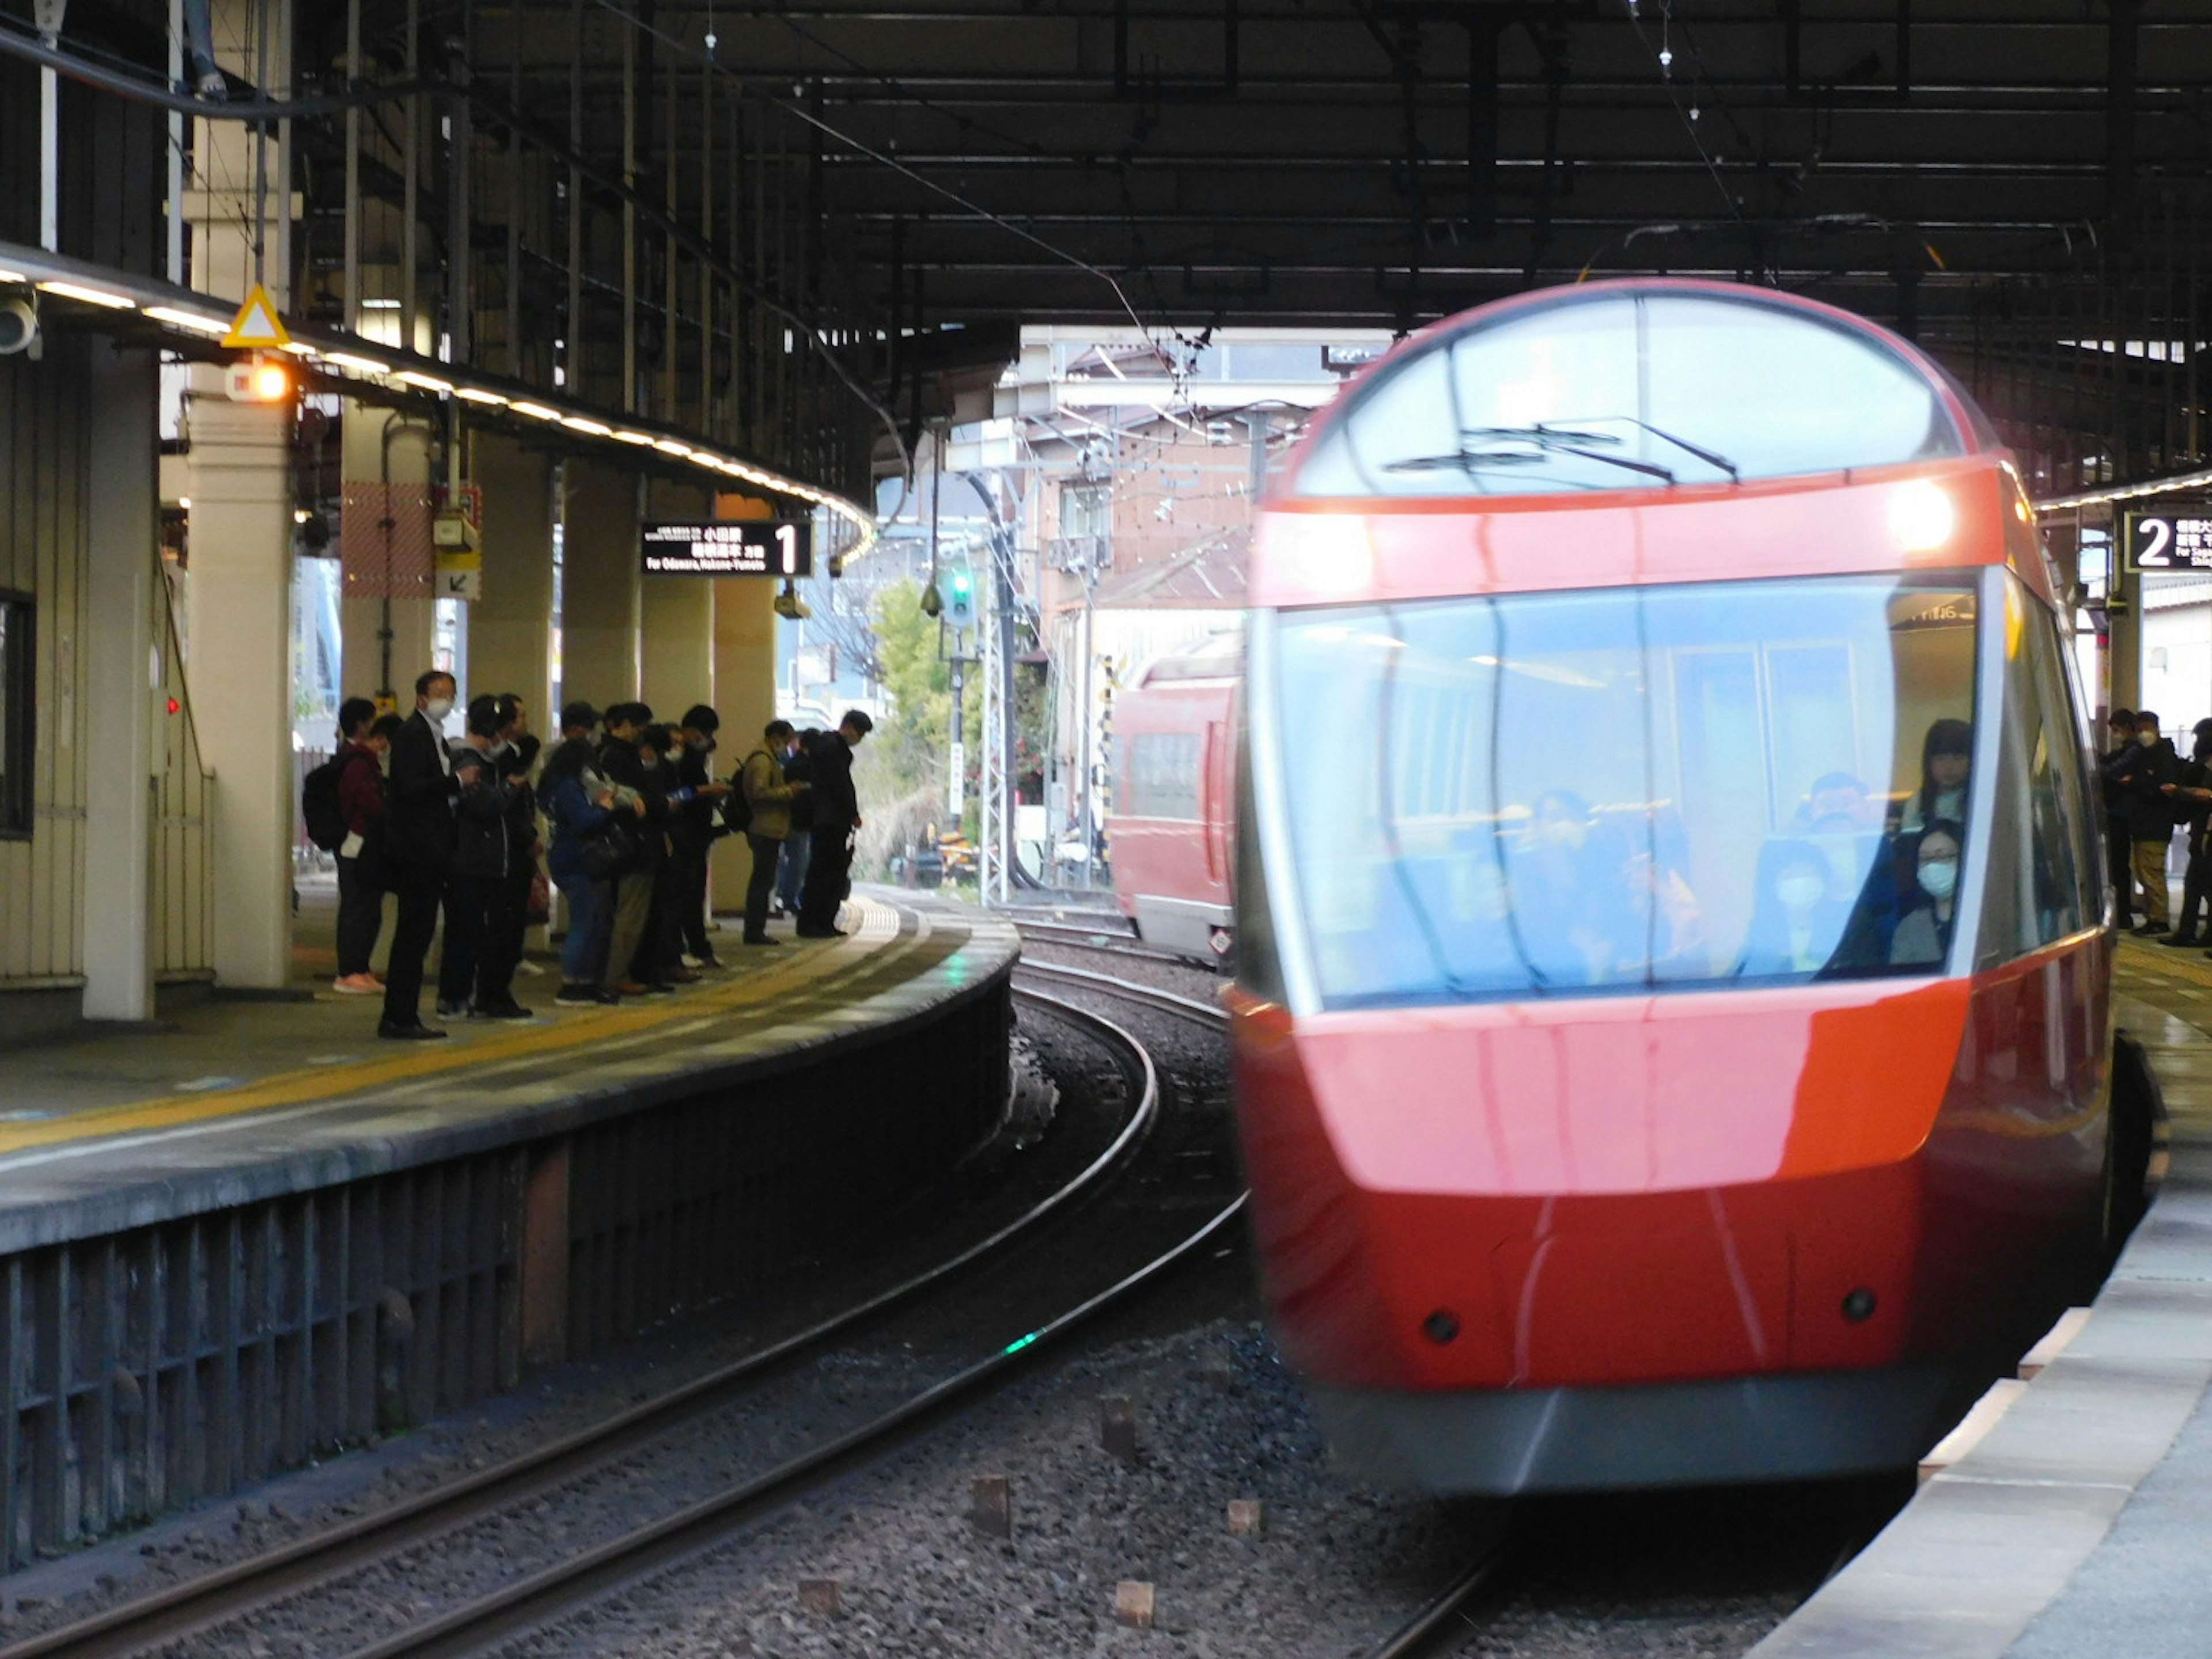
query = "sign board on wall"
xmin=641 ymin=520 xmax=812 ymax=577
xmin=2123 ymin=509 xmax=2212 ymax=573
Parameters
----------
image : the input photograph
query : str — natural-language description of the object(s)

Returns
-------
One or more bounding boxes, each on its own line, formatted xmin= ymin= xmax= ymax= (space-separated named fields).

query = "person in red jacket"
xmin=332 ymin=703 xmax=402 ymax=994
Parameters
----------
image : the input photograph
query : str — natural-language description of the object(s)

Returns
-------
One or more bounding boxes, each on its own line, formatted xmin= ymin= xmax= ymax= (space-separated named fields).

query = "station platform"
xmin=1753 ymin=934 xmax=2212 ymax=1658
xmin=0 ymin=885 xmax=1016 ymax=1568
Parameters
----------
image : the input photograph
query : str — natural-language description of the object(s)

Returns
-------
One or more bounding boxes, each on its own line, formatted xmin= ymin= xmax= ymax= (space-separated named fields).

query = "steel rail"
xmin=1014 ymin=918 xmax=1207 ymax=968
xmin=0 ymin=986 xmax=1161 ymax=1659
xmin=342 ymin=982 xmax=1240 ymax=1658
xmin=1359 ymin=1551 xmax=1513 ymax=1659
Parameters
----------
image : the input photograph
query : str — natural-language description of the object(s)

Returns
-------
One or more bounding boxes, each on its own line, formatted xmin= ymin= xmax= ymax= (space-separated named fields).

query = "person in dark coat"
xmin=2107 ymin=709 xmax=2181 ymax=935
xmin=435 ymin=695 xmax=529 ymax=1020
xmin=379 ymin=670 xmax=460 ymax=1037
xmin=331 ymin=699 xmax=393 ymax=995
xmin=774 ymin=727 xmax=817 ymax=918
xmin=669 ymin=704 xmax=733 ymax=968
xmin=2101 ymin=707 xmax=2138 ymax=929
xmin=2161 ymin=718 xmax=2212 ymax=946
xmin=490 ymin=694 xmax=543 ymax=1002
xmin=796 ymin=709 xmax=873 ymax=938
xmin=597 ymin=704 xmax=671 ymax=994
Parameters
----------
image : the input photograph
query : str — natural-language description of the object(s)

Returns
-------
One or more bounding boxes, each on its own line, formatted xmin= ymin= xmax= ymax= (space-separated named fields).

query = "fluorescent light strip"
xmin=395 ymin=369 xmax=454 ymax=393
xmin=560 ymin=415 xmax=613 ymax=436
xmin=454 ymin=387 xmax=509 ymax=406
xmin=323 ymin=352 xmax=391 ymax=375
xmin=39 ymin=279 xmax=134 ymax=309
xmin=142 ymin=305 xmax=229 ymax=336
xmin=612 ymin=429 xmax=656 ymax=446
xmin=652 ymin=438 xmax=694 ymax=457
xmin=0 ymin=267 xmax=25 ymax=284
xmin=512 ymin=401 xmax=560 ymax=420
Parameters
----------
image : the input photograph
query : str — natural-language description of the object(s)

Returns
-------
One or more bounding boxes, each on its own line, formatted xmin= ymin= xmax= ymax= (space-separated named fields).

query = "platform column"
xmin=641 ymin=482 xmax=715 ymax=719
xmin=469 ymin=433 xmax=555 ymax=719
xmin=81 ymin=348 xmax=161 ymax=1021
xmin=340 ymin=408 xmax=440 ymax=707
xmin=709 ymin=493 xmax=781 ymax=912
xmin=560 ymin=460 xmax=642 ymax=707
xmin=184 ymin=395 xmax=296 ymax=990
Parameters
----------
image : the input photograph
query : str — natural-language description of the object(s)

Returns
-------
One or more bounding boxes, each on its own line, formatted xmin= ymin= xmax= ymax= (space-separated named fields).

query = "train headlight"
xmin=1888 ymin=480 xmax=1956 ymax=552
xmin=1262 ymin=511 xmax=1374 ymax=596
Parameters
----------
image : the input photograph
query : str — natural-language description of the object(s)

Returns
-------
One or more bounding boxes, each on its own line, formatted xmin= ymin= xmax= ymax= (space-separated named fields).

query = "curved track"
xmin=0 ymin=980 xmax=1234 ymax=1659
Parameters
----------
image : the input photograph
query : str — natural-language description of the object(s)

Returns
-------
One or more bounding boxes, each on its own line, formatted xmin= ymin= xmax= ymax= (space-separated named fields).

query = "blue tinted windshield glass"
xmin=1294 ymin=290 xmax=1963 ymax=498
xmin=1267 ymin=573 xmax=1983 ymax=1007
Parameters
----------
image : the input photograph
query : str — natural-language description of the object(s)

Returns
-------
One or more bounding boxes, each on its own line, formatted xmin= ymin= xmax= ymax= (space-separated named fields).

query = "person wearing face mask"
xmin=670 ymin=704 xmax=733 ymax=969
xmin=1738 ymin=840 xmax=1851 ymax=977
xmin=1890 ymin=820 xmax=1965 ymax=967
xmin=435 ymin=695 xmax=531 ymax=1021
xmin=2157 ymin=717 xmax=2212 ymax=946
xmin=379 ymin=670 xmax=462 ymax=1037
xmin=2107 ymin=709 xmax=2181 ymax=935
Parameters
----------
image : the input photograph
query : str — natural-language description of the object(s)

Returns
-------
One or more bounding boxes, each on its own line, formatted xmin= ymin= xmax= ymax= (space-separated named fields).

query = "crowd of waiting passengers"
xmin=301 ymin=670 xmax=875 ymax=1039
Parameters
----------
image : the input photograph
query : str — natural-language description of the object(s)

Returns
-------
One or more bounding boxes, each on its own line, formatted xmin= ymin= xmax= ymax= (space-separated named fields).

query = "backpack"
xmin=302 ymin=753 xmax=350 ymax=851
xmin=722 ymin=751 xmax=769 ymax=836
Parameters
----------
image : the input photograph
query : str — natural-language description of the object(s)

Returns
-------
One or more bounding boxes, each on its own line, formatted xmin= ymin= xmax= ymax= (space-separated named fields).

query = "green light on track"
xmin=1003 ymin=1331 xmax=1041 ymax=1355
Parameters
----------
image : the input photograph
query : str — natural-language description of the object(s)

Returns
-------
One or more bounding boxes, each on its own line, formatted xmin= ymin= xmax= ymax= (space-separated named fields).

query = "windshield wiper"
xmin=1388 ymin=425 xmax=1677 ymax=485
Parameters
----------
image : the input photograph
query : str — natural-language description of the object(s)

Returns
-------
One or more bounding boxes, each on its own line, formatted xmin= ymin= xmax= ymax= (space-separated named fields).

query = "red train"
xmin=1106 ymin=632 xmax=1240 ymax=961
xmin=1226 ymin=279 xmax=2128 ymax=1491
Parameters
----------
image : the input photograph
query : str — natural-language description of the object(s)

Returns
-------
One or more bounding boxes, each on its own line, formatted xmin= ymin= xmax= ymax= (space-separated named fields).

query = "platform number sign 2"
xmin=2124 ymin=510 xmax=2212 ymax=573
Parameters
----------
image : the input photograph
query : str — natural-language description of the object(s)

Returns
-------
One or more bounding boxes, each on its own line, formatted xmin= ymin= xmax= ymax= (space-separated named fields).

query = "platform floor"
xmin=1752 ymin=933 xmax=2212 ymax=1659
xmin=0 ymin=880 xmax=1016 ymax=1253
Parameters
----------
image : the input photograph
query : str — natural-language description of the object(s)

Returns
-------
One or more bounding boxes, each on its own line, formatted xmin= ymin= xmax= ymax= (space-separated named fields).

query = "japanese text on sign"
xmin=2124 ymin=510 xmax=2212 ymax=573
xmin=641 ymin=520 xmax=813 ymax=577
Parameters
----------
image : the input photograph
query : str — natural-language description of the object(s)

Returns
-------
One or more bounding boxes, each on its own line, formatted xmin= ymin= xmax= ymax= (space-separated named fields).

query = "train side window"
xmin=1974 ymin=581 xmax=2093 ymax=966
xmin=1124 ymin=732 xmax=1201 ymax=820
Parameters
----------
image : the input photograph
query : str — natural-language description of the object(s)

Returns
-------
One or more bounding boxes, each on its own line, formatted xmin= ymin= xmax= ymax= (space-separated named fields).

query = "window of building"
xmin=0 ymin=593 xmax=32 ymax=838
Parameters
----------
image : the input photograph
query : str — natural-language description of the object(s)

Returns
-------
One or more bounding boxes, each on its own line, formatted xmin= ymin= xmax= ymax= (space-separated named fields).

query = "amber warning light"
xmin=225 ymin=354 xmax=291 ymax=403
xmin=641 ymin=520 xmax=812 ymax=577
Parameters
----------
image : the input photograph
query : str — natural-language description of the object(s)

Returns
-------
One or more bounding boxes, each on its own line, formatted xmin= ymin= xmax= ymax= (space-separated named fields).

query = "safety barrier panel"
xmin=0 ymin=971 xmax=1010 ymax=1567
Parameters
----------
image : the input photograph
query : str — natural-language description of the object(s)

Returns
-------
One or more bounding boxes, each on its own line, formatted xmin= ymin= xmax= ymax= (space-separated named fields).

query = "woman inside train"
xmin=1736 ymin=839 xmax=1854 ymax=978
xmin=1899 ymin=718 xmax=1974 ymax=832
xmin=1889 ymin=820 xmax=1966 ymax=967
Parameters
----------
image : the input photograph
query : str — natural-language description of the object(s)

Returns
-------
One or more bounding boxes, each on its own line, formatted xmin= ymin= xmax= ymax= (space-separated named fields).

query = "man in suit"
xmin=796 ymin=709 xmax=872 ymax=939
xmin=379 ymin=669 xmax=460 ymax=1037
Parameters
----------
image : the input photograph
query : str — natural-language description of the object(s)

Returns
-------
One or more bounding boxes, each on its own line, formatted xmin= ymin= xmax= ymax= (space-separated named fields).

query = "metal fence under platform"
xmin=0 ymin=971 xmax=1010 ymax=1569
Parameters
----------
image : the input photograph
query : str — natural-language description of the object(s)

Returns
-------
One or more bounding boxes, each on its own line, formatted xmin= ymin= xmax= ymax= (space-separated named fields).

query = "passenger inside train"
xmin=1274 ymin=571 xmax=2009 ymax=1004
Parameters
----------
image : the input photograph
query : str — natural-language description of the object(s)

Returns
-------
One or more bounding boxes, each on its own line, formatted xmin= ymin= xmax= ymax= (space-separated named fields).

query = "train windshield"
xmin=1293 ymin=290 xmax=1964 ymax=498
xmin=1267 ymin=573 xmax=1984 ymax=1007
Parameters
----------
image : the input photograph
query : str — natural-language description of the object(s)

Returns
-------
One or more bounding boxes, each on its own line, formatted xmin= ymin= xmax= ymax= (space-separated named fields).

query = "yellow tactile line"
xmin=0 ymin=907 xmax=922 ymax=1156
xmin=2115 ymin=933 xmax=2212 ymax=992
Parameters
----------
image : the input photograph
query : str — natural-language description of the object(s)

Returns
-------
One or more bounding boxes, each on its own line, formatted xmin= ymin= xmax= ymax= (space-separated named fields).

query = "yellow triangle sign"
xmin=222 ymin=284 xmax=291 ymax=350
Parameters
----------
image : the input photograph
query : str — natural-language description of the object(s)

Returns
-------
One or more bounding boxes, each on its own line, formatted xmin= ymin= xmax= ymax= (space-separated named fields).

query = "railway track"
xmin=1 ymin=978 xmax=1238 ymax=1659
xmin=1012 ymin=914 xmax=1215 ymax=968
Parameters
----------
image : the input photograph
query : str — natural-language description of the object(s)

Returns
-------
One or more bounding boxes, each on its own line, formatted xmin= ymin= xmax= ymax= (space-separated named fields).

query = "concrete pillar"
xmin=184 ymin=391 xmax=296 ymax=990
xmin=340 ymin=410 xmax=439 ymax=706
xmin=561 ymin=460 xmax=642 ymax=707
xmin=641 ymin=481 xmax=715 ymax=720
xmin=470 ymin=433 xmax=556 ymax=719
xmin=81 ymin=349 xmax=161 ymax=1021
xmin=709 ymin=494 xmax=782 ymax=911
xmin=2111 ymin=529 xmax=2143 ymax=717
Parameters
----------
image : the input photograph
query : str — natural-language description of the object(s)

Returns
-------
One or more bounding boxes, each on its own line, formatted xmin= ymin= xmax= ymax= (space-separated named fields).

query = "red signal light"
xmin=166 ymin=697 xmax=181 ymax=715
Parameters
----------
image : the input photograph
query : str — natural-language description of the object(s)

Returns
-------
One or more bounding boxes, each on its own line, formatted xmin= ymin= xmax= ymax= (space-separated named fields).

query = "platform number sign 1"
xmin=640 ymin=520 xmax=814 ymax=577
xmin=2123 ymin=510 xmax=2212 ymax=573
